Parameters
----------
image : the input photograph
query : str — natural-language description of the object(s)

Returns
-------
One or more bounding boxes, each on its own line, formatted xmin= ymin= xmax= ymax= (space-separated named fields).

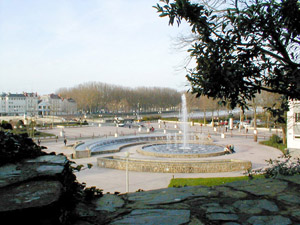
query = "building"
xmin=0 ymin=93 xmax=6 ymax=115
xmin=0 ymin=93 xmax=26 ymax=116
xmin=62 ymin=98 xmax=77 ymax=115
xmin=40 ymin=94 xmax=63 ymax=115
xmin=287 ymin=100 xmax=300 ymax=151
xmin=24 ymin=92 xmax=39 ymax=116
xmin=0 ymin=92 xmax=77 ymax=116
xmin=38 ymin=101 xmax=51 ymax=116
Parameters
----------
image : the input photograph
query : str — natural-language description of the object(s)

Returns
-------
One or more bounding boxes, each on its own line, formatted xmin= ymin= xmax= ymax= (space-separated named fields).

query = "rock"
xmin=0 ymin=155 xmax=68 ymax=188
xmin=247 ymin=215 xmax=292 ymax=225
xmin=216 ymin=186 xmax=248 ymax=198
xmin=233 ymin=199 xmax=278 ymax=214
xmin=110 ymin=209 xmax=190 ymax=225
xmin=277 ymin=194 xmax=300 ymax=204
xmin=206 ymin=213 xmax=239 ymax=221
xmin=0 ymin=180 xmax=62 ymax=212
xmin=94 ymin=194 xmax=124 ymax=212
xmin=278 ymin=175 xmax=300 ymax=185
xmin=128 ymin=188 xmax=193 ymax=205
xmin=25 ymin=154 xmax=68 ymax=164
xmin=226 ymin=178 xmax=288 ymax=196
xmin=188 ymin=216 xmax=205 ymax=225
xmin=0 ymin=154 xmax=77 ymax=224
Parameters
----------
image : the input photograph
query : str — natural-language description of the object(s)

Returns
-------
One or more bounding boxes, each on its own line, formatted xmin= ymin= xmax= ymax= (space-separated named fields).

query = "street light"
xmin=125 ymin=151 xmax=130 ymax=193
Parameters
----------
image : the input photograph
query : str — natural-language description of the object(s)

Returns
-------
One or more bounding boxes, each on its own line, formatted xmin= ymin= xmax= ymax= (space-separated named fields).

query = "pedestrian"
xmin=37 ymin=139 xmax=41 ymax=146
xmin=64 ymin=138 xmax=67 ymax=146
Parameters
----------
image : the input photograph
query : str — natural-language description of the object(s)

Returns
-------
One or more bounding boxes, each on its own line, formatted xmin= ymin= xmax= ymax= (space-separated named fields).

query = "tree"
xmin=154 ymin=0 xmax=300 ymax=109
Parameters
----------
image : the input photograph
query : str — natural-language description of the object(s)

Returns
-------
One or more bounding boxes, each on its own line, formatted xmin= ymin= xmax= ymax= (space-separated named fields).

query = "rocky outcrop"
xmin=1 ymin=153 xmax=299 ymax=224
xmin=75 ymin=175 xmax=300 ymax=225
xmin=0 ymin=154 xmax=78 ymax=225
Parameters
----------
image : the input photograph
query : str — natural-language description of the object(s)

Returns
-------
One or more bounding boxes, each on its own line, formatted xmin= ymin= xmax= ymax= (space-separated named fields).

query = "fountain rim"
xmin=137 ymin=141 xmax=226 ymax=158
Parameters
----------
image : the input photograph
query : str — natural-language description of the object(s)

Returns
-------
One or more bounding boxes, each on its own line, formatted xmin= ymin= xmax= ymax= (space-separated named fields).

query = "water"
xmin=142 ymin=143 xmax=223 ymax=155
xmin=181 ymin=94 xmax=189 ymax=150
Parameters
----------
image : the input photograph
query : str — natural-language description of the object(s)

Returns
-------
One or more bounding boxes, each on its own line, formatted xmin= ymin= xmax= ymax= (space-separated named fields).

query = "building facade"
xmin=287 ymin=100 xmax=300 ymax=151
xmin=0 ymin=92 xmax=77 ymax=116
xmin=0 ymin=93 xmax=26 ymax=116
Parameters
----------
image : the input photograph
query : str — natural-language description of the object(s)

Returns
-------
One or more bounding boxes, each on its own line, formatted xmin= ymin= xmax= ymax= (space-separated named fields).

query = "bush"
xmin=260 ymin=134 xmax=286 ymax=152
xmin=246 ymin=152 xmax=300 ymax=178
xmin=1 ymin=120 xmax=13 ymax=130
xmin=270 ymin=134 xmax=282 ymax=144
xmin=0 ymin=131 xmax=46 ymax=166
xmin=142 ymin=115 xmax=162 ymax=121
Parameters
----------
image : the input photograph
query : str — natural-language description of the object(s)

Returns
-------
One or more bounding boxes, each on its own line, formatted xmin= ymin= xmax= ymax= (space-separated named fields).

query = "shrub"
xmin=1 ymin=120 xmax=13 ymax=130
xmin=270 ymin=134 xmax=282 ymax=144
xmin=142 ymin=115 xmax=162 ymax=121
xmin=0 ymin=131 xmax=46 ymax=166
xmin=260 ymin=134 xmax=286 ymax=152
xmin=246 ymin=151 xmax=300 ymax=178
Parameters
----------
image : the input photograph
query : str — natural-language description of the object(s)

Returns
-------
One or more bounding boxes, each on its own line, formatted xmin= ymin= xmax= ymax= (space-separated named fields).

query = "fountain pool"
xmin=142 ymin=143 xmax=224 ymax=155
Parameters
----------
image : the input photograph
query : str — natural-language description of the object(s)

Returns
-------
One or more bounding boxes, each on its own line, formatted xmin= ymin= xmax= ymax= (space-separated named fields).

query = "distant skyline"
xmin=0 ymin=0 xmax=193 ymax=95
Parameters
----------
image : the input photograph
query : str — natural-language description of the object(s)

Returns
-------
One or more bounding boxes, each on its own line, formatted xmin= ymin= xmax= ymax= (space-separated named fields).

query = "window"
xmin=296 ymin=113 xmax=300 ymax=123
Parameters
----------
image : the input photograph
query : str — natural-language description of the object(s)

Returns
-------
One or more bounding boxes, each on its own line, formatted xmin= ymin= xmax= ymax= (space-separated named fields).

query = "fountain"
xmin=180 ymin=94 xmax=190 ymax=150
xmin=139 ymin=93 xmax=224 ymax=157
xmin=75 ymin=94 xmax=252 ymax=173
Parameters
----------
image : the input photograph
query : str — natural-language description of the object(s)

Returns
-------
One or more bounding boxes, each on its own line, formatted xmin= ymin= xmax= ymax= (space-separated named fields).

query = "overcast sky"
xmin=0 ymin=0 xmax=193 ymax=95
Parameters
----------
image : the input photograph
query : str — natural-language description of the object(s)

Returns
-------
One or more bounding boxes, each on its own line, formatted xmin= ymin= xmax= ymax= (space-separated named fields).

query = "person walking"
xmin=64 ymin=138 xmax=67 ymax=146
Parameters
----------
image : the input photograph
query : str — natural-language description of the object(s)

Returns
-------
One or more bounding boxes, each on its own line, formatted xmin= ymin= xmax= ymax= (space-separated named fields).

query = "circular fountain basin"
xmin=137 ymin=142 xmax=226 ymax=158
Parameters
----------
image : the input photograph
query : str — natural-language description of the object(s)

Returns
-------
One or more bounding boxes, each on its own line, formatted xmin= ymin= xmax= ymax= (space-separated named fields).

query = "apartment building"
xmin=38 ymin=94 xmax=77 ymax=116
xmin=0 ymin=93 xmax=26 ymax=116
xmin=0 ymin=92 xmax=77 ymax=116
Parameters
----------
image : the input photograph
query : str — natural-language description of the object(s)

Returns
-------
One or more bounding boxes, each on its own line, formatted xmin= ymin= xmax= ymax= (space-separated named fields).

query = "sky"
xmin=0 ymin=0 xmax=194 ymax=95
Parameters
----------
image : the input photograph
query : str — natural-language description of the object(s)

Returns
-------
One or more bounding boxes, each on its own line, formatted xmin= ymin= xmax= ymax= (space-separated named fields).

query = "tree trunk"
xmin=203 ymin=108 xmax=206 ymax=126
xmin=253 ymin=100 xmax=257 ymax=142
xmin=239 ymin=107 xmax=244 ymax=131
xmin=281 ymin=124 xmax=287 ymax=145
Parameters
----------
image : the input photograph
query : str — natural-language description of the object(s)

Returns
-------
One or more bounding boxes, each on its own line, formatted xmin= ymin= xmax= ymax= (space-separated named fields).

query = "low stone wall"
xmin=74 ymin=148 xmax=91 ymax=158
xmin=97 ymin=156 xmax=252 ymax=173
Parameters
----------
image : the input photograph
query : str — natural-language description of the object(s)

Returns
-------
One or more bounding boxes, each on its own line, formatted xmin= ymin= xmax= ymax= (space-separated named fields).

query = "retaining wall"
xmin=97 ymin=156 xmax=252 ymax=173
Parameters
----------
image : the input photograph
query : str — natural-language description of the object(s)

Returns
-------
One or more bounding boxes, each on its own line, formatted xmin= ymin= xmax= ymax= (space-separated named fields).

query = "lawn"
xmin=168 ymin=175 xmax=264 ymax=187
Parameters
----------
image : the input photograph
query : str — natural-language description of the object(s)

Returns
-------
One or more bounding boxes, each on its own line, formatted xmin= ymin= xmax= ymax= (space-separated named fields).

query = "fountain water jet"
xmin=180 ymin=94 xmax=190 ymax=150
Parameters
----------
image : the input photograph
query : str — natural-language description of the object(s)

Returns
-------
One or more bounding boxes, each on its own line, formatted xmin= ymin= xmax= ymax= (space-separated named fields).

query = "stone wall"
xmin=97 ymin=156 xmax=252 ymax=173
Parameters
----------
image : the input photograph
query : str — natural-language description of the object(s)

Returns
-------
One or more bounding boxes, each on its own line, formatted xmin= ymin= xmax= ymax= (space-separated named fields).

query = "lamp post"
xmin=125 ymin=151 xmax=130 ymax=193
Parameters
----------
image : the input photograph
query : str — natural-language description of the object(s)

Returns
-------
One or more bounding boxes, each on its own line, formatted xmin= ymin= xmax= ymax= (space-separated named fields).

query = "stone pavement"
xmin=75 ymin=174 xmax=300 ymax=224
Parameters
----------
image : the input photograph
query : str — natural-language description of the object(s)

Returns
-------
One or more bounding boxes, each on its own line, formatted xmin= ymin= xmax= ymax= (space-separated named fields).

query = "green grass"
xmin=260 ymin=140 xmax=287 ymax=152
xmin=168 ymin=175 xmax=264 ymax=187
xmin=10 ymin=129 xmax=56 ymax=138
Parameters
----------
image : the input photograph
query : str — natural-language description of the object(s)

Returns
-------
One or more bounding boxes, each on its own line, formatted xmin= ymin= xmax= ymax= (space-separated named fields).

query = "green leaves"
xmin=154 ymin=0 xmax=300 ymax=109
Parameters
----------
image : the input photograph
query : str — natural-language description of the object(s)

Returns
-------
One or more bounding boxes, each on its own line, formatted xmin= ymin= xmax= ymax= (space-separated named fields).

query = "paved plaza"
xmin=40 ymin=122 xmax=291 ymax=194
